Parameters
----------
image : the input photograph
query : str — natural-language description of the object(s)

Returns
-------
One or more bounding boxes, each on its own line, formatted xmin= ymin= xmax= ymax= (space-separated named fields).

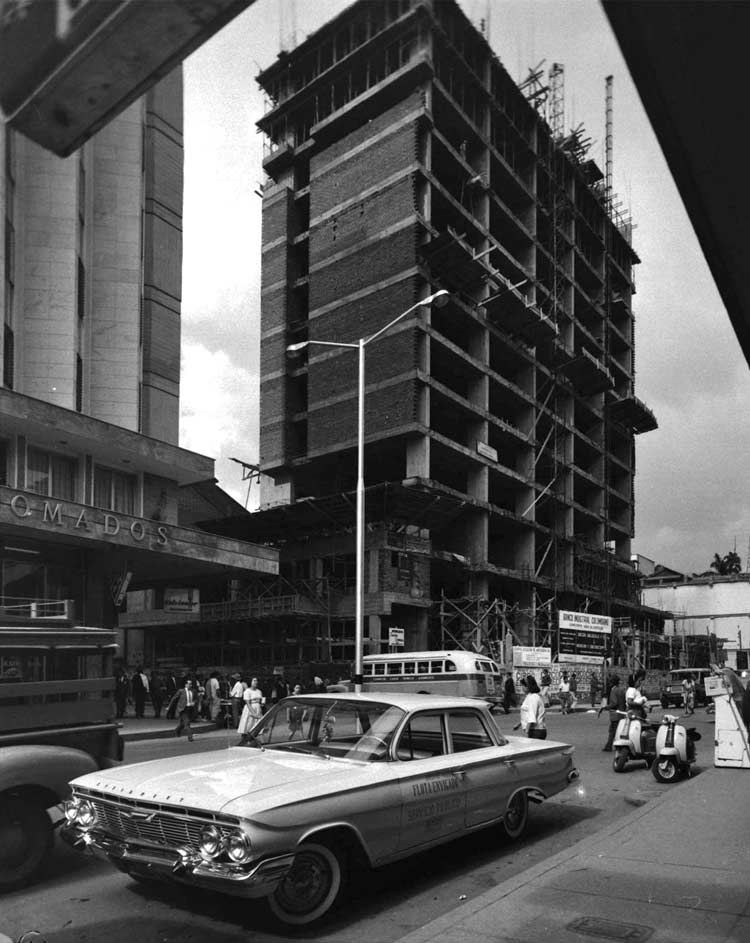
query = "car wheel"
xmin=0 ymin=798 xmax=53 ymax=891
xmin=268 ymin=841 xmax=345 ymax=926
xmin=503 ymin=791 xmax=528 ymax=840
xmin=613 ymin=748 xmax=628 ymax=773
xmin=653 ymin=757 xmax=680 ymax=783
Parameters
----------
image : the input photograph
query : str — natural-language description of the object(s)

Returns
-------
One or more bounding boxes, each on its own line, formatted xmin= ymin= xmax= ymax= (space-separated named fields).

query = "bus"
xmin=362 ymin=650 xmax=504 ymax=700
xmin=0 ymin=610 xmax=123 ymax=891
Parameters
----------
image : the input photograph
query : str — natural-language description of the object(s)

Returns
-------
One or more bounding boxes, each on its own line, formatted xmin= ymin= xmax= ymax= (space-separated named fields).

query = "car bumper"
xmin=61 ymin=824 xmax=295 ymax=899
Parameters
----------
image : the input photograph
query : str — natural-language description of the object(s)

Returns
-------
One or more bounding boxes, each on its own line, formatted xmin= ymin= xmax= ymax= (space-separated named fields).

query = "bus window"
xmin=417 ymin=661 xmax=429 ymax=674
xmin=445 ymin=660 xmax=457 ymax=672
xmin=430 ymin=660 xmax=444 ymax=673
xmin=374 ymin=662 xmax=385 ymax=676
xmin=404 ymin=661 xmax=415 ymax=675
xmin=363 ymin=663 xmax=373 ymax=676
xmin=479 ymin=661 xmax=492 ymax=672
xmin=387 ymin=662 xmax=402 ymax=675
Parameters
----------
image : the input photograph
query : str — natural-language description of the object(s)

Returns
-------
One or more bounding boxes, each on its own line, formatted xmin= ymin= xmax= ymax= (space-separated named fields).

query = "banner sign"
xmin=513 ymin=646 xmax=552 ymax=667
xmin=164 ymin=588 xmax=200 ymax=613
xmin=558 ymin=610 xmax=611 ymax=661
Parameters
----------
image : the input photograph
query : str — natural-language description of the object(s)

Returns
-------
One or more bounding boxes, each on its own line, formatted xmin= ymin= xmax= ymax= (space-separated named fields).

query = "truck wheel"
xmin=613 ymin=748 xmax=629 ymax=772
xmin=0 ymin=798 xmax=53 ymax=891
xmin=653 ymin=757 xmax=680 ymax=783
xmin=268 ymin=841 xmax=346 ymax=926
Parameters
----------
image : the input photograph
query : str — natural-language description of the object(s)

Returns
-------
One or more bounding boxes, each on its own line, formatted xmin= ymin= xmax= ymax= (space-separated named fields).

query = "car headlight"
xmin=69 ymin=799 xmax=97 ymax=828
xmin=63 ymin=798 xmax=81 ymax=823
xmin=225 ymin=829 xmax=252 ymax=864
xmin=199 ymin=824 xmax=223 ymax=858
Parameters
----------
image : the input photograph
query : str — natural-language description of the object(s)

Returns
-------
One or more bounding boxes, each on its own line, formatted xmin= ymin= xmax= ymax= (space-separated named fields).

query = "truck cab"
xmin=0 ymin=610 xmax=123 ymax=891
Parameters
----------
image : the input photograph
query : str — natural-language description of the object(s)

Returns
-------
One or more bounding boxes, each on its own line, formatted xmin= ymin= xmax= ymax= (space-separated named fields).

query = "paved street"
xmin=2 ymin=706 xmax=716 ymax=943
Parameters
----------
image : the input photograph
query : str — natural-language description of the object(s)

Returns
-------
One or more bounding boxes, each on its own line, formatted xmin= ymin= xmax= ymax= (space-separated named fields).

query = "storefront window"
xmin=26 ymin=447 xmax=76 ymax=501
xmin=93 ymin=465 xmax=135 ymax=514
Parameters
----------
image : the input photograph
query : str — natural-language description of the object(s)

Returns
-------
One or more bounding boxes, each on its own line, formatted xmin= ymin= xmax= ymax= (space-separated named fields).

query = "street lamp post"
xmin=287 ymin=289 xmax=449 ymax=693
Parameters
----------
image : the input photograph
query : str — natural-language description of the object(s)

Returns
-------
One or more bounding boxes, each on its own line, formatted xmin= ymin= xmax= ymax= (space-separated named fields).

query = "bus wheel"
xmin=0 ymin=798 xmax=53 ymax=891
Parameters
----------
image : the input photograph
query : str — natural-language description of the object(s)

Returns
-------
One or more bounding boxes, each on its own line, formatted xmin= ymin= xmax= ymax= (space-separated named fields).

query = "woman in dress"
xmin=238 ymin=677 xmax=265 ymax=744
xmin=518 ymin=675 xmax=547 ymax=739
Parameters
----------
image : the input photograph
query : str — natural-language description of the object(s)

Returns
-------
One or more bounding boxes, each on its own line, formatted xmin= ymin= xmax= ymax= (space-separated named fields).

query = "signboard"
xmin=513 ymin=646 xmax=552 ymax=667
xmin=164 ymin=587 xmax=200 ymax=614
xmin=476 ymin=441 xmax=498 ymax=462
xmin=558 ymin=610 xmax=611 ymax=662
xmin=388 ymin=627 xmax=405 ymax=648
xmin=0 ymin=0 xmax=255 ymax=157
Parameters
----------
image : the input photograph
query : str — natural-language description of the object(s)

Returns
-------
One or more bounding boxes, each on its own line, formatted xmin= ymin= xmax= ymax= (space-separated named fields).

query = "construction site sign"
xmin=558 ymin=610 xmax=612 ymax=662
xmin=513 ymin=646 xmax=552 ymax=667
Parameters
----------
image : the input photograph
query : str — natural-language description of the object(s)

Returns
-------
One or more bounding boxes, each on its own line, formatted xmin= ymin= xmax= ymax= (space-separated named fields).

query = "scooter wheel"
xmin=652 ymin=757 xmax=680 ymax=783
xmin=613 ymin=749 xmax=628 ymax=773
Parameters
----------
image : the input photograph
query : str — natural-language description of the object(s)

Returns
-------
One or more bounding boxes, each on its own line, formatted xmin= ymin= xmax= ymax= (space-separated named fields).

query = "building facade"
xmin=240 ymin=0 xmax=657 ymax=669
xmin=1 ymin=70 xmax=277 ymax=675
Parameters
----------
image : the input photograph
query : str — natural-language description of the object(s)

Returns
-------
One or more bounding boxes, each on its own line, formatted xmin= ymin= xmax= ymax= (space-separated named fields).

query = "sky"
xmin=179 ymin=0 xmax=750 ymax=577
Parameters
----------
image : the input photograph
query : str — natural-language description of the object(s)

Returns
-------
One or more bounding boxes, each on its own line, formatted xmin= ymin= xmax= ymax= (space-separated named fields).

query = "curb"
xmin=396 ymin=764 xmax=715 ymax=943
xmin=120 ymin=722 xmax=218 ymax=743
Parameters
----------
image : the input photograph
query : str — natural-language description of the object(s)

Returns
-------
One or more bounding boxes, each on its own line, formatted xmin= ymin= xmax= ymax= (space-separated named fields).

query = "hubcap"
xmin=275 ymin=850 xmax=332 ymax=915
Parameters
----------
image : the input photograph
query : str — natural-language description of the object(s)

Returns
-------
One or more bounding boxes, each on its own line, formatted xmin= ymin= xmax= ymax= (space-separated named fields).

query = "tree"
xmin=709 ymin=550 xmax=742 ymax=575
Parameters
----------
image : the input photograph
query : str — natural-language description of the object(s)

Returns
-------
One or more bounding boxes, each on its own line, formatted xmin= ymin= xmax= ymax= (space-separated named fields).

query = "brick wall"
xmin=307 ymin=377 xmax=418 ymax=452
xmin=310 ymin=222 xmax=420 ymax=310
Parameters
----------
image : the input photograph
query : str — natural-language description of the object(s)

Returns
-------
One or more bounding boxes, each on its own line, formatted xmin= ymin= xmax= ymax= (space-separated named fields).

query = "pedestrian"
xmin=601 ymin=674 xmax=626 ymax=751
xmin=173 ymin=677 xmax=196 ymax=741
xmin=114 ymin=664 xmax=130 ymax=719
xmin=558 ymin=671 xmax=571 ymax=714
xmin=287 ymin=684 xmax=306 ymax=739
xmin=540 ymin=667 xmax=551 ymax=707
xmin=130 ymin=665 xmax=150 ymax=718
xmin=269 ymin=673 xmax=289 ymax=706
xmin=150 ymin=670 xmax=164 ymax=718
xmin=517 ymin=675 xmax=547 ymax=739
xmin=502 ymin=672 xmax=516 ymax=714
xmin=229 ymin=673 xmax=245 ymax=728
xmin=589 ymin=672 xmax=601 ymax=708
xmin=312 ymin=675 xmax=325 ymax=692
xmin=206 ymin=670 xmax=221 ymax=722
xmin=569 ymin=672 xmax=578 ymax=710
xmin=164 ymin=671 xmax=178 ymax=719
xmin=682 ymin=674 xmax=696 ymax=714
xmin=238 ymin=677 xmax=265 ymax=744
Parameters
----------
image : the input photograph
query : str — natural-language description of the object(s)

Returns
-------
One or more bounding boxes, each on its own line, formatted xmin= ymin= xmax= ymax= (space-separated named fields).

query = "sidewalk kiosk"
xmin=706 ymin=667 xmax=750 ymax=768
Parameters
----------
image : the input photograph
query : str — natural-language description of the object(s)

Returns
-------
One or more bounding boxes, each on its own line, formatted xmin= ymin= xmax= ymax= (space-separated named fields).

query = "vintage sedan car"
xmin=62 ymin=693 xmax=578 ymax=926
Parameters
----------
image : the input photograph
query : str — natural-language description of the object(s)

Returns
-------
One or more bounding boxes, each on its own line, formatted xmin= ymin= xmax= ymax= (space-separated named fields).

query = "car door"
xmin=395 ymin=711 xmax=466 ymax=851
xmin=446 ymin=707 xmax=515 ymax=828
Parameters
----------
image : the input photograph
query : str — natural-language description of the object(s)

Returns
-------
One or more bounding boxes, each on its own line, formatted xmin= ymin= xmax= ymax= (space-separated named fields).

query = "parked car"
xmin=62 ymin=692 xmax=578 ymax=926
xmin=660 ymin=668 xmax=712 ymax=708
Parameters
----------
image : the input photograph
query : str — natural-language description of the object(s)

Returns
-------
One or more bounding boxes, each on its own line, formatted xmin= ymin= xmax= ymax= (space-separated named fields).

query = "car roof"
xmin=668 ymin=668 xmax=710 ymax=675
xmin=289 ymin=692 xmax=491 ymax=710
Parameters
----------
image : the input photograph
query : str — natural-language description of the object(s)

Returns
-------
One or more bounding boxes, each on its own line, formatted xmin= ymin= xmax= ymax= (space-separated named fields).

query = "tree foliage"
xmin=709 ymin=550 xmax=742 ymax=575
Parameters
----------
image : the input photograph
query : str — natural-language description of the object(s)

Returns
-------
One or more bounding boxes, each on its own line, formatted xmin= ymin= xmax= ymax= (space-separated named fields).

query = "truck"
xmin=0 ymin=611 xmax=123 ymax=892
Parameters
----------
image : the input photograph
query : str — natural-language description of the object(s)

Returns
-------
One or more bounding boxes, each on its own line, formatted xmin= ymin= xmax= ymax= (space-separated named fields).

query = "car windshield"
xmin=245 ymin=697 xmax=407 ymax=762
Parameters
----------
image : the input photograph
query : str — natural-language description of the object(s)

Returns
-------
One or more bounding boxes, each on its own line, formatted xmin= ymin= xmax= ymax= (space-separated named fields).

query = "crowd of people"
xmin=113 ymin=663 xmax=331 ymax=733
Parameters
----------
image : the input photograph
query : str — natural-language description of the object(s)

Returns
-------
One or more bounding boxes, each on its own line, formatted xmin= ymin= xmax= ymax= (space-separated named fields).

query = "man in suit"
xmin=130 ymin=666 xmax=150 ymax=719
xmin=174 ymin=677 xmax=196 ymax=742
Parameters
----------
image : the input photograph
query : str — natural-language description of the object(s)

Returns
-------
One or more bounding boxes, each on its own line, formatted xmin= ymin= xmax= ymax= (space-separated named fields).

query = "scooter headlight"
xmin=199 ymin=824 xmax=223 ymax=858
xmin=226 ymin=830 xmax=252 ymax=864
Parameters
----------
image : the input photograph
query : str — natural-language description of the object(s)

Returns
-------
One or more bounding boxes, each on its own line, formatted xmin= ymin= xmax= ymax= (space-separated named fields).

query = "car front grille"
xmin=76 ymin=789 xmax=239 ymax=853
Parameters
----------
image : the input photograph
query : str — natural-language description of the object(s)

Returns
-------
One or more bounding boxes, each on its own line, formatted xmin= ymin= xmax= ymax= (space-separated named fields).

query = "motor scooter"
xmin=652 ymin=713 xmax=701 ymax=782
xmin=612 ymin=709 xmax=659 ymax=772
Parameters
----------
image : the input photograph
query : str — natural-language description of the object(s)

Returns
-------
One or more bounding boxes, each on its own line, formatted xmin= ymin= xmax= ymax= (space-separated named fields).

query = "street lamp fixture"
xmin=285 ymin=289 xmax=450 ymax=692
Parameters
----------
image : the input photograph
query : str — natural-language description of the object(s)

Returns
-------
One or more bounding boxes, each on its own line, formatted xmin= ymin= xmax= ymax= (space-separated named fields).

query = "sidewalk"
xmin=398 ymin=764 xmax=750 ymax=943
xmin=116 ymin=715 xmax=221 ymax=742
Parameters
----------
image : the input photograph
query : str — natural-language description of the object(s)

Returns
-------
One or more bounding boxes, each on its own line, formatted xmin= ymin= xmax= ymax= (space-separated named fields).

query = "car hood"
xmin=72 ymin=747 xmax=381 ymax=816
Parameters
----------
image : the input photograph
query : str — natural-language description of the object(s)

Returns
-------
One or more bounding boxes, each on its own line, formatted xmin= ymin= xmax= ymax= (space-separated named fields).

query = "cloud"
xmin=179 ymin=342 xmax=259 ymax=504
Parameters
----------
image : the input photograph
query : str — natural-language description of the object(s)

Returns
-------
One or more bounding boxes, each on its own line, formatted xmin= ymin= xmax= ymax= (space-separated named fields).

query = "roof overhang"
xmin=602 ymin=0 xmax=750 ymax=366
xmin=1 ymin=388 xmax=214 ymax=486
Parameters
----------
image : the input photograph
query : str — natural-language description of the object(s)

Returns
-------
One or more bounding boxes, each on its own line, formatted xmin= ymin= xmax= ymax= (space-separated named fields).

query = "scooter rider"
xmin=602 ymin=674 xmax=626 ymax=751
xmin=626 ymin=672 xmax=649 ymax=719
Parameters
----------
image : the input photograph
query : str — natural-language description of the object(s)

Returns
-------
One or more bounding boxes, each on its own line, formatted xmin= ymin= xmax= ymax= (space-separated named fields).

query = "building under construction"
xmin=229 ymin=0 xmax=658 ymax=670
